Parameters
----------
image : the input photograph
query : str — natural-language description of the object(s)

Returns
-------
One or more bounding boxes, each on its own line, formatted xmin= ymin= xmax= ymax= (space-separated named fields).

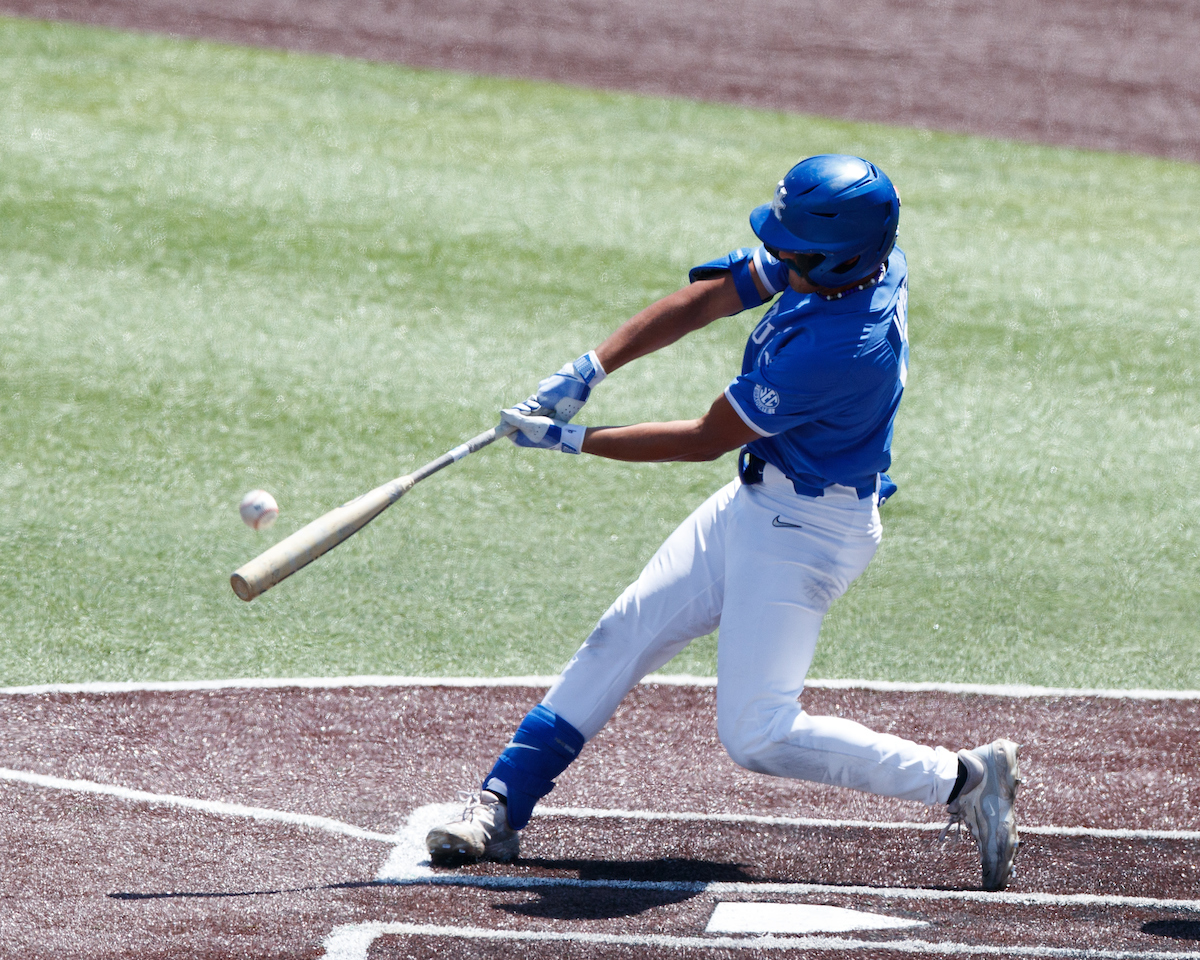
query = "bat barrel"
xmin=229 ymin=421 xmax=516 ymax=602
xmin=230 ymin=476 xmax=412 ymax=601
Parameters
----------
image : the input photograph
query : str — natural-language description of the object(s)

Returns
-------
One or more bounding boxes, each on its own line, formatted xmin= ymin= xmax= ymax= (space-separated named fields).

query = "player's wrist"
xmin=572 ymin=350 xmax=606 ymax=386
xmin=499 ymin=409 xmax=586 ymax=454
xmin=560 ymin=422 xmax=585 ymax=454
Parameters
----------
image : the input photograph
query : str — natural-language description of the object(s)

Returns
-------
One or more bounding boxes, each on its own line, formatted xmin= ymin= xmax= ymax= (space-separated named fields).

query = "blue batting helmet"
xmin=750 ymin=155 xmax=900 ymax=288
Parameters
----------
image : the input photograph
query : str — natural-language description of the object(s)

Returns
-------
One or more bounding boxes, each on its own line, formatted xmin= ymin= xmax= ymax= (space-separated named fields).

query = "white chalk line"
xmin=3 ymin=674 xmax=1200 ymax=700
xmin=0 ymin=767 xmax=402 ymax=844
xmin=382 ymin=873 xmax=1200 ymax=913
xmin=3 ymin=768 xmax=1194 ymax=852
xmin=360 ymin=804 xmax=1200 ymax=958
xmin=536 ymin=805 xmax=1200 ymax=843
xmin=3 ymin=773 xmax=1196 ymax=952
xmin=319 ymin=922 xmax=1200 ymax=960
xmin=0 ymin=675 xmax=562 ymax=696
xmin=374 ymin=805 xmax=1200 ymax=914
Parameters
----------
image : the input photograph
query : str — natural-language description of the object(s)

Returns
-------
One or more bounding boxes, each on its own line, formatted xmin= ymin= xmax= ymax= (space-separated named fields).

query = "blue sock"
xmin=482 ymin=704 xmax=585 ymax=830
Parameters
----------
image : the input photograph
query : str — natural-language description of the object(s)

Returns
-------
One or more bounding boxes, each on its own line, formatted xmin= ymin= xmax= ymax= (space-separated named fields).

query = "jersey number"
xmin=885 ymin=285 xmax=909 ymax=387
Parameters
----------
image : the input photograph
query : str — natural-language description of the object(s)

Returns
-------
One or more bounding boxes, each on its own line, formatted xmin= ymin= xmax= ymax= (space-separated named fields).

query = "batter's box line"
xmin=536 ymin=804 xmax=1200 ymax=843
xmin=380 ymin=873 xmax=1200 ymax=914
xmin=0 ymin=767 xmax=403 ymax=845
xmin=3 ymin=768 xmax=1196 ymax=916
xmin=3 ymin=765 xmax=1194 ymax=845
xmin=379 ymin=805 xmax=1200 ymax=914
xmin=319 ymin=921 xmax=1200 ymax=960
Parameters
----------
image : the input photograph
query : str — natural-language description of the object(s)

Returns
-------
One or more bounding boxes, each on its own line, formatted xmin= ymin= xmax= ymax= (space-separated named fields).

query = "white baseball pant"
xmin=543 ymin=462 xmax=960 ymax=806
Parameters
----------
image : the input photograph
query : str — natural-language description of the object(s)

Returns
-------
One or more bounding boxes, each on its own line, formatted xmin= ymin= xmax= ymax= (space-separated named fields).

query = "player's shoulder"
xmin=690 ymin=245 xmax=790 ymax=310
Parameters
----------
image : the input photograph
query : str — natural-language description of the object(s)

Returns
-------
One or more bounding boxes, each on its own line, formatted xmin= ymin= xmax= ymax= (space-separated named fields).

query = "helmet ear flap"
xmin=791 ymin=252 xmax=826 ymax=280
xmin=767 ymin=247 xmax=825 ymax=281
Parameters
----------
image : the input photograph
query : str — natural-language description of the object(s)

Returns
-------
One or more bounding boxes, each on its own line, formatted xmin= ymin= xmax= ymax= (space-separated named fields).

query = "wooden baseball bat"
xmin=230 ymin=422 xmax=517 ymax=602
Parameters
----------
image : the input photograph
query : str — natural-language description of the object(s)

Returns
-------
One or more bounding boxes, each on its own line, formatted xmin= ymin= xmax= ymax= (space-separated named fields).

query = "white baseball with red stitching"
xmin=239 ymin=489 xmax=279 ymax=530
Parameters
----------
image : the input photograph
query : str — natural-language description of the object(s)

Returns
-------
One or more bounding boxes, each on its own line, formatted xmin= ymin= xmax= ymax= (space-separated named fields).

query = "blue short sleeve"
xmin=725 ymin=342 xmax=836 ymax=437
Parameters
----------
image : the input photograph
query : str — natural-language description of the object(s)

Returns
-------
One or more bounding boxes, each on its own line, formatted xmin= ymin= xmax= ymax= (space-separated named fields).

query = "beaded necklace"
xmin=817 ymin=261 xmax=888 ymax=302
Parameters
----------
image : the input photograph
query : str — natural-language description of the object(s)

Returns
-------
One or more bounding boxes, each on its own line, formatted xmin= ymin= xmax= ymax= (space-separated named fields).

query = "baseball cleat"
xmin=426 ymin=790 xmax=520 ymax=865
xmin=945 ymin=738 xmax=1021 ymax=891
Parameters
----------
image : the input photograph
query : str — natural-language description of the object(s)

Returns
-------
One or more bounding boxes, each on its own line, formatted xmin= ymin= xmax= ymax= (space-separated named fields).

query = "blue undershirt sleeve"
xmin=688 ymin=246 xmax=788 ymax=310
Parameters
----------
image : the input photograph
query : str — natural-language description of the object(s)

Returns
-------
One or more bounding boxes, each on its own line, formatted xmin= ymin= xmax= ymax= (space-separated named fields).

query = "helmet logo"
xmin=770 ymin=181 xmax=787 ymax=221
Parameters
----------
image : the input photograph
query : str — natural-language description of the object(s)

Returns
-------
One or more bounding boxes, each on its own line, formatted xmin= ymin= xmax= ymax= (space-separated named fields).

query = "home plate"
xmin=706 ymin=901 xmax=926 ymax=935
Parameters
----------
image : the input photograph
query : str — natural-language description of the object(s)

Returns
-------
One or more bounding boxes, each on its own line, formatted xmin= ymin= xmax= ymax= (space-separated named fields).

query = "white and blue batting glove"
xmin=514 ymin=350 xmax=607 ymax=422
xmin=500 ymin=408 xmax=586 ymax=454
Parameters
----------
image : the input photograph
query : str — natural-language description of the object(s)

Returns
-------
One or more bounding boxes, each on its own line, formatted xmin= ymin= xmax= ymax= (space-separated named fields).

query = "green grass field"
xmin=2 ymin=16 xmax=1199 ymax=688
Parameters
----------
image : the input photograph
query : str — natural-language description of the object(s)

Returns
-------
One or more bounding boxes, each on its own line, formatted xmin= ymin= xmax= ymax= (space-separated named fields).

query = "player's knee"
xmin=717 ymin=711 xmax=771 ymax=772
xmin=717 ymin=699 xmax=800 ymax=773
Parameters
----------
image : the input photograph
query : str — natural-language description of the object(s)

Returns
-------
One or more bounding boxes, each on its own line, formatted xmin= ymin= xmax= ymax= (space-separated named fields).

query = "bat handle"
xmin=408 ymin=421 xmax=517 ymax=484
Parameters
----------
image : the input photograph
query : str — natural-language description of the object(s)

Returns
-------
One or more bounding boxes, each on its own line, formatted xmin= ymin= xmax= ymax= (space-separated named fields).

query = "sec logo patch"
xmin=753 ymin=384 xmax=780 ymax=414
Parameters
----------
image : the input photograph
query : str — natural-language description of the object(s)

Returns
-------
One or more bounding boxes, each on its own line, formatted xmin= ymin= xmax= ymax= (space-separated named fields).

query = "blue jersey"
xmin=690 ymin=245 xmax=909 ymax=496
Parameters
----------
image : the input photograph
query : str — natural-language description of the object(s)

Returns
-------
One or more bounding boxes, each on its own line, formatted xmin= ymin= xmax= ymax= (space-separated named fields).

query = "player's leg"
xmin=427 ymin=479 xmax=736 ymax=863
xmin=713 ymin=473 xmax=1019 ymax=889
xmin=539 ymin=478 xmax=739 ymax=741
xmin=718 ymin=604 xmax=959 ymax=802
xmin=494 ymin=477 xmax=738 ymax=822
xmin=714 ymin=476 xmax=960 ymax=804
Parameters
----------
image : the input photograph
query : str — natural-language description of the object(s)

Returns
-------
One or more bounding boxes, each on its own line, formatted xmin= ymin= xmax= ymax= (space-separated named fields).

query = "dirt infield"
xmin=2 ymin=0 xmax=1198 ymax=164
xmin=2 ymin=681 xmax=1199 ymax=958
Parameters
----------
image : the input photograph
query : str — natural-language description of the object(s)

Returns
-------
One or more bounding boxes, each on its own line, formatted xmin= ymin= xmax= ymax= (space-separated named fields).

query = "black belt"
xmin=737 ymin=448 xmax=767 ymax=485
xmin=738 ymin=448 xmax=877 ymax=500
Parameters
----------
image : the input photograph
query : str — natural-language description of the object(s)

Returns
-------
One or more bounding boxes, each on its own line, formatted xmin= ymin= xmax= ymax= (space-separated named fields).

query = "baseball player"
xmin=426 ymin=155 xmax=1021 ymax=891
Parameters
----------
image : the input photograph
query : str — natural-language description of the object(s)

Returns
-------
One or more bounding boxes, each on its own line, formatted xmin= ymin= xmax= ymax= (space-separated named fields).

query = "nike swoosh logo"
xmin=772 ymin=516 xmax=803 ymax=529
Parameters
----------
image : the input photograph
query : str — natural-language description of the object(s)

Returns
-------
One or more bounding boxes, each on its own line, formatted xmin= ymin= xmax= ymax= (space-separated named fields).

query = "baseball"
xmin=239 ymin=489 xmax=279 ymax=530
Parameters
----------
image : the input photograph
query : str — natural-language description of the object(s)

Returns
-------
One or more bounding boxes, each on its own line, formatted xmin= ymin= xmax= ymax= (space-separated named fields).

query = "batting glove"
xmin=513 ymin=351 xmax=607 ymax=422
xmin=879 ymin=474 xmax=898 ymax=506
xmin=500 ymin=408 xmax=586 ymax=454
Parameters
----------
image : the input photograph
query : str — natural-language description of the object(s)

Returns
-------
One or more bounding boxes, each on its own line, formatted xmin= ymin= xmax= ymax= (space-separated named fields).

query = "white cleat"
xmin=425 ymin=790 xmax=520 ymax=865
xmin=945 ymin=738 xmax=1021 ymax=891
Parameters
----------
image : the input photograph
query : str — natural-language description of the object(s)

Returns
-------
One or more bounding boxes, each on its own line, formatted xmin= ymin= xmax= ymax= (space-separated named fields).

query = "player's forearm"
xmin=580 ymin=421 xmax=735 ymax=462
xmin=594 ymin=275 xmax=742 ymax=375
xmin=578 ymin=392 xmax=760 ymax=463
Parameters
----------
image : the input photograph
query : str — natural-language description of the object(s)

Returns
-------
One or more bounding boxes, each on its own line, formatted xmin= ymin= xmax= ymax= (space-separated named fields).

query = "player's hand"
xmin=879 ymin=474 xmax=898 ymax=506
xmin=500 ymin=408 xmax=586 ymax=454
xmin=513 ymin=352 xmax=606 ymax=422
